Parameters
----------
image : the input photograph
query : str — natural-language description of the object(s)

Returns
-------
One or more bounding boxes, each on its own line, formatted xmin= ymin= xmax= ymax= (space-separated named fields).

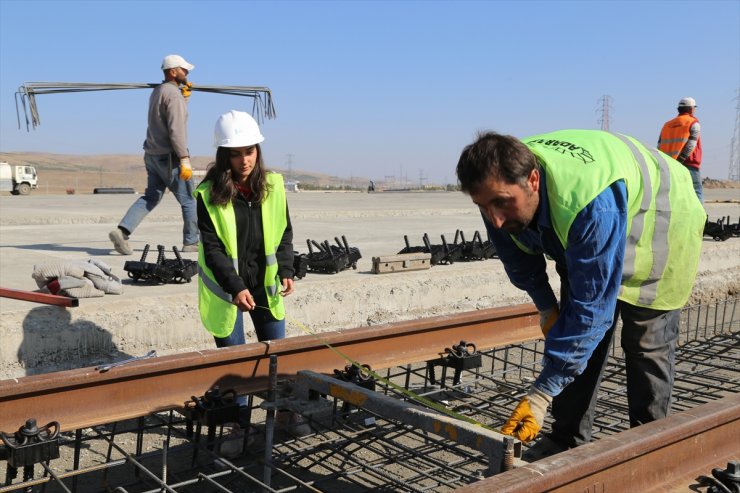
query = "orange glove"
xmin=179 ymin=157 xmax=192 ymax=181
xmin=539 ymin=306 xmax=559 ymax=337
xmin=181 ymin=81 xmax=193 ymax=100
xmin=501 ymin=387 xmax=552 ymax=443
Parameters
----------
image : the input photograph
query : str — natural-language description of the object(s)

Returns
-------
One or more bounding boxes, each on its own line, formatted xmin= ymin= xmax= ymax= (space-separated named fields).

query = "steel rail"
xmin=457 ymin=392 xmax=740 ymax=492
xmin=0 ymin=287 xmax=78 ymax=307
xmin=0 ymin=304 xmax=540 ymax=433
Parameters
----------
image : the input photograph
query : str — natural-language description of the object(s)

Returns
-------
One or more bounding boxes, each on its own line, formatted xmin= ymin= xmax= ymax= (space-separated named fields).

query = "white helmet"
xmin=213 ymin=110 xmax=264 ymax=148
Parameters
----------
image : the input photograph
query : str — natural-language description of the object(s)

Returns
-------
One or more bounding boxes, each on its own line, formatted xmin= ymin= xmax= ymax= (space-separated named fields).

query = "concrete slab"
xmin=1 ymin=189 xmax=738 ymax=378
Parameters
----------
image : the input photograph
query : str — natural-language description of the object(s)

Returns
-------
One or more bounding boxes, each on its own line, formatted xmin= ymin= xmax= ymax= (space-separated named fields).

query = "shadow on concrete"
xmin=18 ymin=305 xmax=132 ymax=376
xmin=11 ymin=243 xmax=114 ymax=256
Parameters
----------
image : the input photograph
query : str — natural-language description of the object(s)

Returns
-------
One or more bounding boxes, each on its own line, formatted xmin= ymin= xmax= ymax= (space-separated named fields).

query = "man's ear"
xmin=528 ymin=168 xmax=540 ymax=193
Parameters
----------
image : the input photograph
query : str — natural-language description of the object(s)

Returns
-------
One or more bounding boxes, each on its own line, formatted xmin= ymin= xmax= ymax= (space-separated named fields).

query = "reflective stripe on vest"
xmin=194 ymin=173 xmax=287 ymax=338
xmin=260 ymin=174 xmax=287 ymax=310
xmin=610 ymin=133 xmax=672 ymax=305
xmin=522 ymin=130 xmax=704 ymax=311
xmin=197 ymin=261 xmax=236 ymax=304
xmin=265 ymin=252 xmax=278 ymax=296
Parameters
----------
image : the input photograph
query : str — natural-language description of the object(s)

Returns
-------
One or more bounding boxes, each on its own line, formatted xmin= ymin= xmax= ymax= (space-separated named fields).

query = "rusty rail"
xmin=0 ymin=304 xmax=540 ymax=432
xmin=1 ymin=300 xmax=737 ymax=492
xmin=457 ymin=392 xmax=740 ymax=492
xmin=0 ymin=287 xmax=78 ymax=307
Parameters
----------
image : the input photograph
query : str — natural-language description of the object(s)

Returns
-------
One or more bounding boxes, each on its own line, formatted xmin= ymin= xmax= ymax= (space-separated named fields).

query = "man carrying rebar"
xmin=109 ymin=54 xmax=199 ymax=255
xmin=456 ymin=130 xmax=706 ymax=460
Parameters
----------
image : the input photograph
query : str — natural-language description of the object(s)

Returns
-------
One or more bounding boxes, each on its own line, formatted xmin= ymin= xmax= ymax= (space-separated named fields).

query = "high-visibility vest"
xmin=658 ymin=114 xmax=702 ymax=169
xmin=523 ymin=130 xmax=705 ymax=310
xmin=194 ymin=173 xmax=287 ymax=338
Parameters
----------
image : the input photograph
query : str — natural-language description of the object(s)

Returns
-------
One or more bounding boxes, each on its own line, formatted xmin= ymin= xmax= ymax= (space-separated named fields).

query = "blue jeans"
xmin=684 ymin=165 xmax=703 ymax=203
xmin=118 ymin=153 xmax=198 ymax=245
xmin=547 ymin=301 xmax=679 ymax=447
xmin=213 ymin=290 xmax=285 ymax=347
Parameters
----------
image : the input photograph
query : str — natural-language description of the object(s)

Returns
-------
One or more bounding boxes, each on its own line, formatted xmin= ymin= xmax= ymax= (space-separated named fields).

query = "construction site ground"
xmin=1 ymin=188 xmax=739 ymax=379
xmin=1 ymin=189 xmax=739 ymax=492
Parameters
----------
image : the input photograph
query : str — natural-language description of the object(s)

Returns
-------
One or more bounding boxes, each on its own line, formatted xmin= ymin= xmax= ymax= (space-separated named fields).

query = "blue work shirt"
xmin=483 ymin=172 xmax=628 ymax=397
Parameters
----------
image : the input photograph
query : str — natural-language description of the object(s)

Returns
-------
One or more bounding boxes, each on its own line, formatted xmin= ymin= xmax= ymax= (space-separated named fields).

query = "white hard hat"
xmin=213 ymin=110 xmax=265 ymax=148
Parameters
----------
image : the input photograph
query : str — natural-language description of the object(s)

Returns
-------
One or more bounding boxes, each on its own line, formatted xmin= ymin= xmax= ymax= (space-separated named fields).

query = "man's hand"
xmin=539 ymin=305 xmax=559 ymax=337
xmin=234 ymin=289 xmax=255 ymax=311
xmin=501 ymin=387 xmax=553 ymax=443
xmin=179 ymin=157 xmax=192 ymax=181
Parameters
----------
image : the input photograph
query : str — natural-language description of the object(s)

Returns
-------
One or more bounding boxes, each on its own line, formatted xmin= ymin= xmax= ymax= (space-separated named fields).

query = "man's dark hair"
xmin=677 ymin=105 xmax=693 ymax=114
xmin=456 ymin=132 xmax=539 ymax=194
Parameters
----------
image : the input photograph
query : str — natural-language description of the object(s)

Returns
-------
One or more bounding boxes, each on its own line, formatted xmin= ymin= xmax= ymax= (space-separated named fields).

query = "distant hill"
xmin=0 ymin=151 xmax=369 ymax=194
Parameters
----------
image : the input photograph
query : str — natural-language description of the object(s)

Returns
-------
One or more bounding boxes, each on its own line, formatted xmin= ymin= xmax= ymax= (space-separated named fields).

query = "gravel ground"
xmin=1 ymin=189 xmax=738 ymax=378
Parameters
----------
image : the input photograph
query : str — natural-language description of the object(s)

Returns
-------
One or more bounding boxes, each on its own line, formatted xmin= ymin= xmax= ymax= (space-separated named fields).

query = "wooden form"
xmin=371 ymin=252 xmax=432 ymax=274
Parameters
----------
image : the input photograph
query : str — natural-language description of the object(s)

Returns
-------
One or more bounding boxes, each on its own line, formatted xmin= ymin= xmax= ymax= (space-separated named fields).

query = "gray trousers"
xmin=548 ymin=301 xmax=679 ymax=448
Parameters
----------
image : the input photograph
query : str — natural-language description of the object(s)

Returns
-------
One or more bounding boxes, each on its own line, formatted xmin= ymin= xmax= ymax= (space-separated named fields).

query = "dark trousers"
xmin=548 ymin=301 xmax=679 ymax=448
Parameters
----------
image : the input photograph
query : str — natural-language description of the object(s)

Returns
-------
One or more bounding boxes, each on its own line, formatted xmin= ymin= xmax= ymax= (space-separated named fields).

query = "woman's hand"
xmin=280 ymin=278 xmax=295 ymax=296
xmin=234 ymin=289 xmax=255 ymax=311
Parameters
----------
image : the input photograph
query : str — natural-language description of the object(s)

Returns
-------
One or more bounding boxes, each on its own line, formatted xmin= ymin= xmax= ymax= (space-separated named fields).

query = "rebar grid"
xmin=1 ymin=299 xmax=737 ymax=492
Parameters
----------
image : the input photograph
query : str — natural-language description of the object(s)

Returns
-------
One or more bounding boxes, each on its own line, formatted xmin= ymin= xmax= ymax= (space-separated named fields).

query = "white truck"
xmin=0 ymin=162 xmax=38 ymax=195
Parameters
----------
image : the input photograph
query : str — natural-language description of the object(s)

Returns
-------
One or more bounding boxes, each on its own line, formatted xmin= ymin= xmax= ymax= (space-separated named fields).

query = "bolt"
xmin=502 ymin=436 xmax=515 ymax=472
xmin=22 ymin=419 xmax=38 ymax=435
xmin=724 ymin=461 xmax=740 ymax=480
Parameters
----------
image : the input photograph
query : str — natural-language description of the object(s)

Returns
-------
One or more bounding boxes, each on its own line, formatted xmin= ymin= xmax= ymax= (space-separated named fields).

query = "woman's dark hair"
xmin=456 ymin=132 xmax=539 ymax=194
xmin=203 ymin=144 xmax=272 ymax=205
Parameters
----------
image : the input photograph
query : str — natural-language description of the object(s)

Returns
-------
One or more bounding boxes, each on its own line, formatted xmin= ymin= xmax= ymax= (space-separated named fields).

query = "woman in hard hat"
xmin=194 ymin=111 xmax=307 ymax=439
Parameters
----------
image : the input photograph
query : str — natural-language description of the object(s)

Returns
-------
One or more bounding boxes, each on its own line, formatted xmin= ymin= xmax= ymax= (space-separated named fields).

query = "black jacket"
xmin=196 ymin=191 xmax=294 ymax=297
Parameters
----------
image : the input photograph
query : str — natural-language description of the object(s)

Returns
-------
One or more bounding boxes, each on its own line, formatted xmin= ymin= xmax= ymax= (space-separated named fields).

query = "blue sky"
xmin=1 ymin=0 xmax=738 ymax=184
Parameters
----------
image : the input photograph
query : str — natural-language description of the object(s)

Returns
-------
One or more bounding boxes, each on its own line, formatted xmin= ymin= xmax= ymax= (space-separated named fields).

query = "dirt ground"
xmin=0 ymin=188 xmax=738 ymax=492
xmin=0 ymin=189 xmax=738 ymax=379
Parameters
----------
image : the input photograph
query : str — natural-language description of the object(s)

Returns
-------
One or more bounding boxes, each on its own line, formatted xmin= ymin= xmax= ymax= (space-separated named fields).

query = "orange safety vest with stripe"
xmin=658 ymin=114 xmax=702 ymax=169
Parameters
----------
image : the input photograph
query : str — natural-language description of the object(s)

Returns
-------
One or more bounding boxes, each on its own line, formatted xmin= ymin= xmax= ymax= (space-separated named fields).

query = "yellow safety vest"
xmin=194 ymin=173 xmax=287 ymax=338
xmin=523 ymin=130 xmax=705 ymax=310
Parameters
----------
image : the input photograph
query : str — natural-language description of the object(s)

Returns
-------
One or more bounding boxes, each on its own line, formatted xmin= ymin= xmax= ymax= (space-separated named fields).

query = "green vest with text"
xmin=194 ymin=173 xmax=287 ymax=338
xmin=523 ymin=130 xmax=705 ymax=310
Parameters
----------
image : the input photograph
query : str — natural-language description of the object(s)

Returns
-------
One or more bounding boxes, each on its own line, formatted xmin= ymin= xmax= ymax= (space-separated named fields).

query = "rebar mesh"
xmin=1 ymin=299 xmax=738 ymax=492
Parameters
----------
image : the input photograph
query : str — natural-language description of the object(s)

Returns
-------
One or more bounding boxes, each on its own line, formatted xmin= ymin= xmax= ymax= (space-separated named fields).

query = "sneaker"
xmin=522 ymin=435 xmax=569 ymax=462
xmin=109 ymin=229 xmax=133 ymax=255
xmin=275 ymin=410 xmax=312 ymax=437
xmin=181 ymin=243 xmax=199 ymax=253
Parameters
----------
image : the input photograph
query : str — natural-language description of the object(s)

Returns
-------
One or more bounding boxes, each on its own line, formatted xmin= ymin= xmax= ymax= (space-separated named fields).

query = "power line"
xmin=596 ymin=95 xmax=613 ymax=131
xmin=286 ymin=153 xmax=294 ymax=181
xmin=729 ymin=89 xmax=740 ymax=181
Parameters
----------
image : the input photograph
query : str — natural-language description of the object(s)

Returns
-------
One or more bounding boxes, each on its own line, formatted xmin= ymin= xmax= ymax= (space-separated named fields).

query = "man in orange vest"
xmin=658 ymin=97 xmax=703 ymax=202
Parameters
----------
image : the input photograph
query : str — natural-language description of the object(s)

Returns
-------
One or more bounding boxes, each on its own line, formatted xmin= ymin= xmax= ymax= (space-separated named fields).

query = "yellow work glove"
xmin=501 ymin=387 xmax=552 ymax=443
xmin=180 ymin=81 xmax=193 ymax=100
xmin=539 ymin=305 xmax=559 ymax=337
xmin=179 ymin=157 xmax=192 ymax=181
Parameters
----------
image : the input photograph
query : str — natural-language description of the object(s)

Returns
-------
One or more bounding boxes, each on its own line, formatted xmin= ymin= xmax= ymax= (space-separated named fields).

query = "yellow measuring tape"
xmin=255 ymin=305 xmax=503 ymax=433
